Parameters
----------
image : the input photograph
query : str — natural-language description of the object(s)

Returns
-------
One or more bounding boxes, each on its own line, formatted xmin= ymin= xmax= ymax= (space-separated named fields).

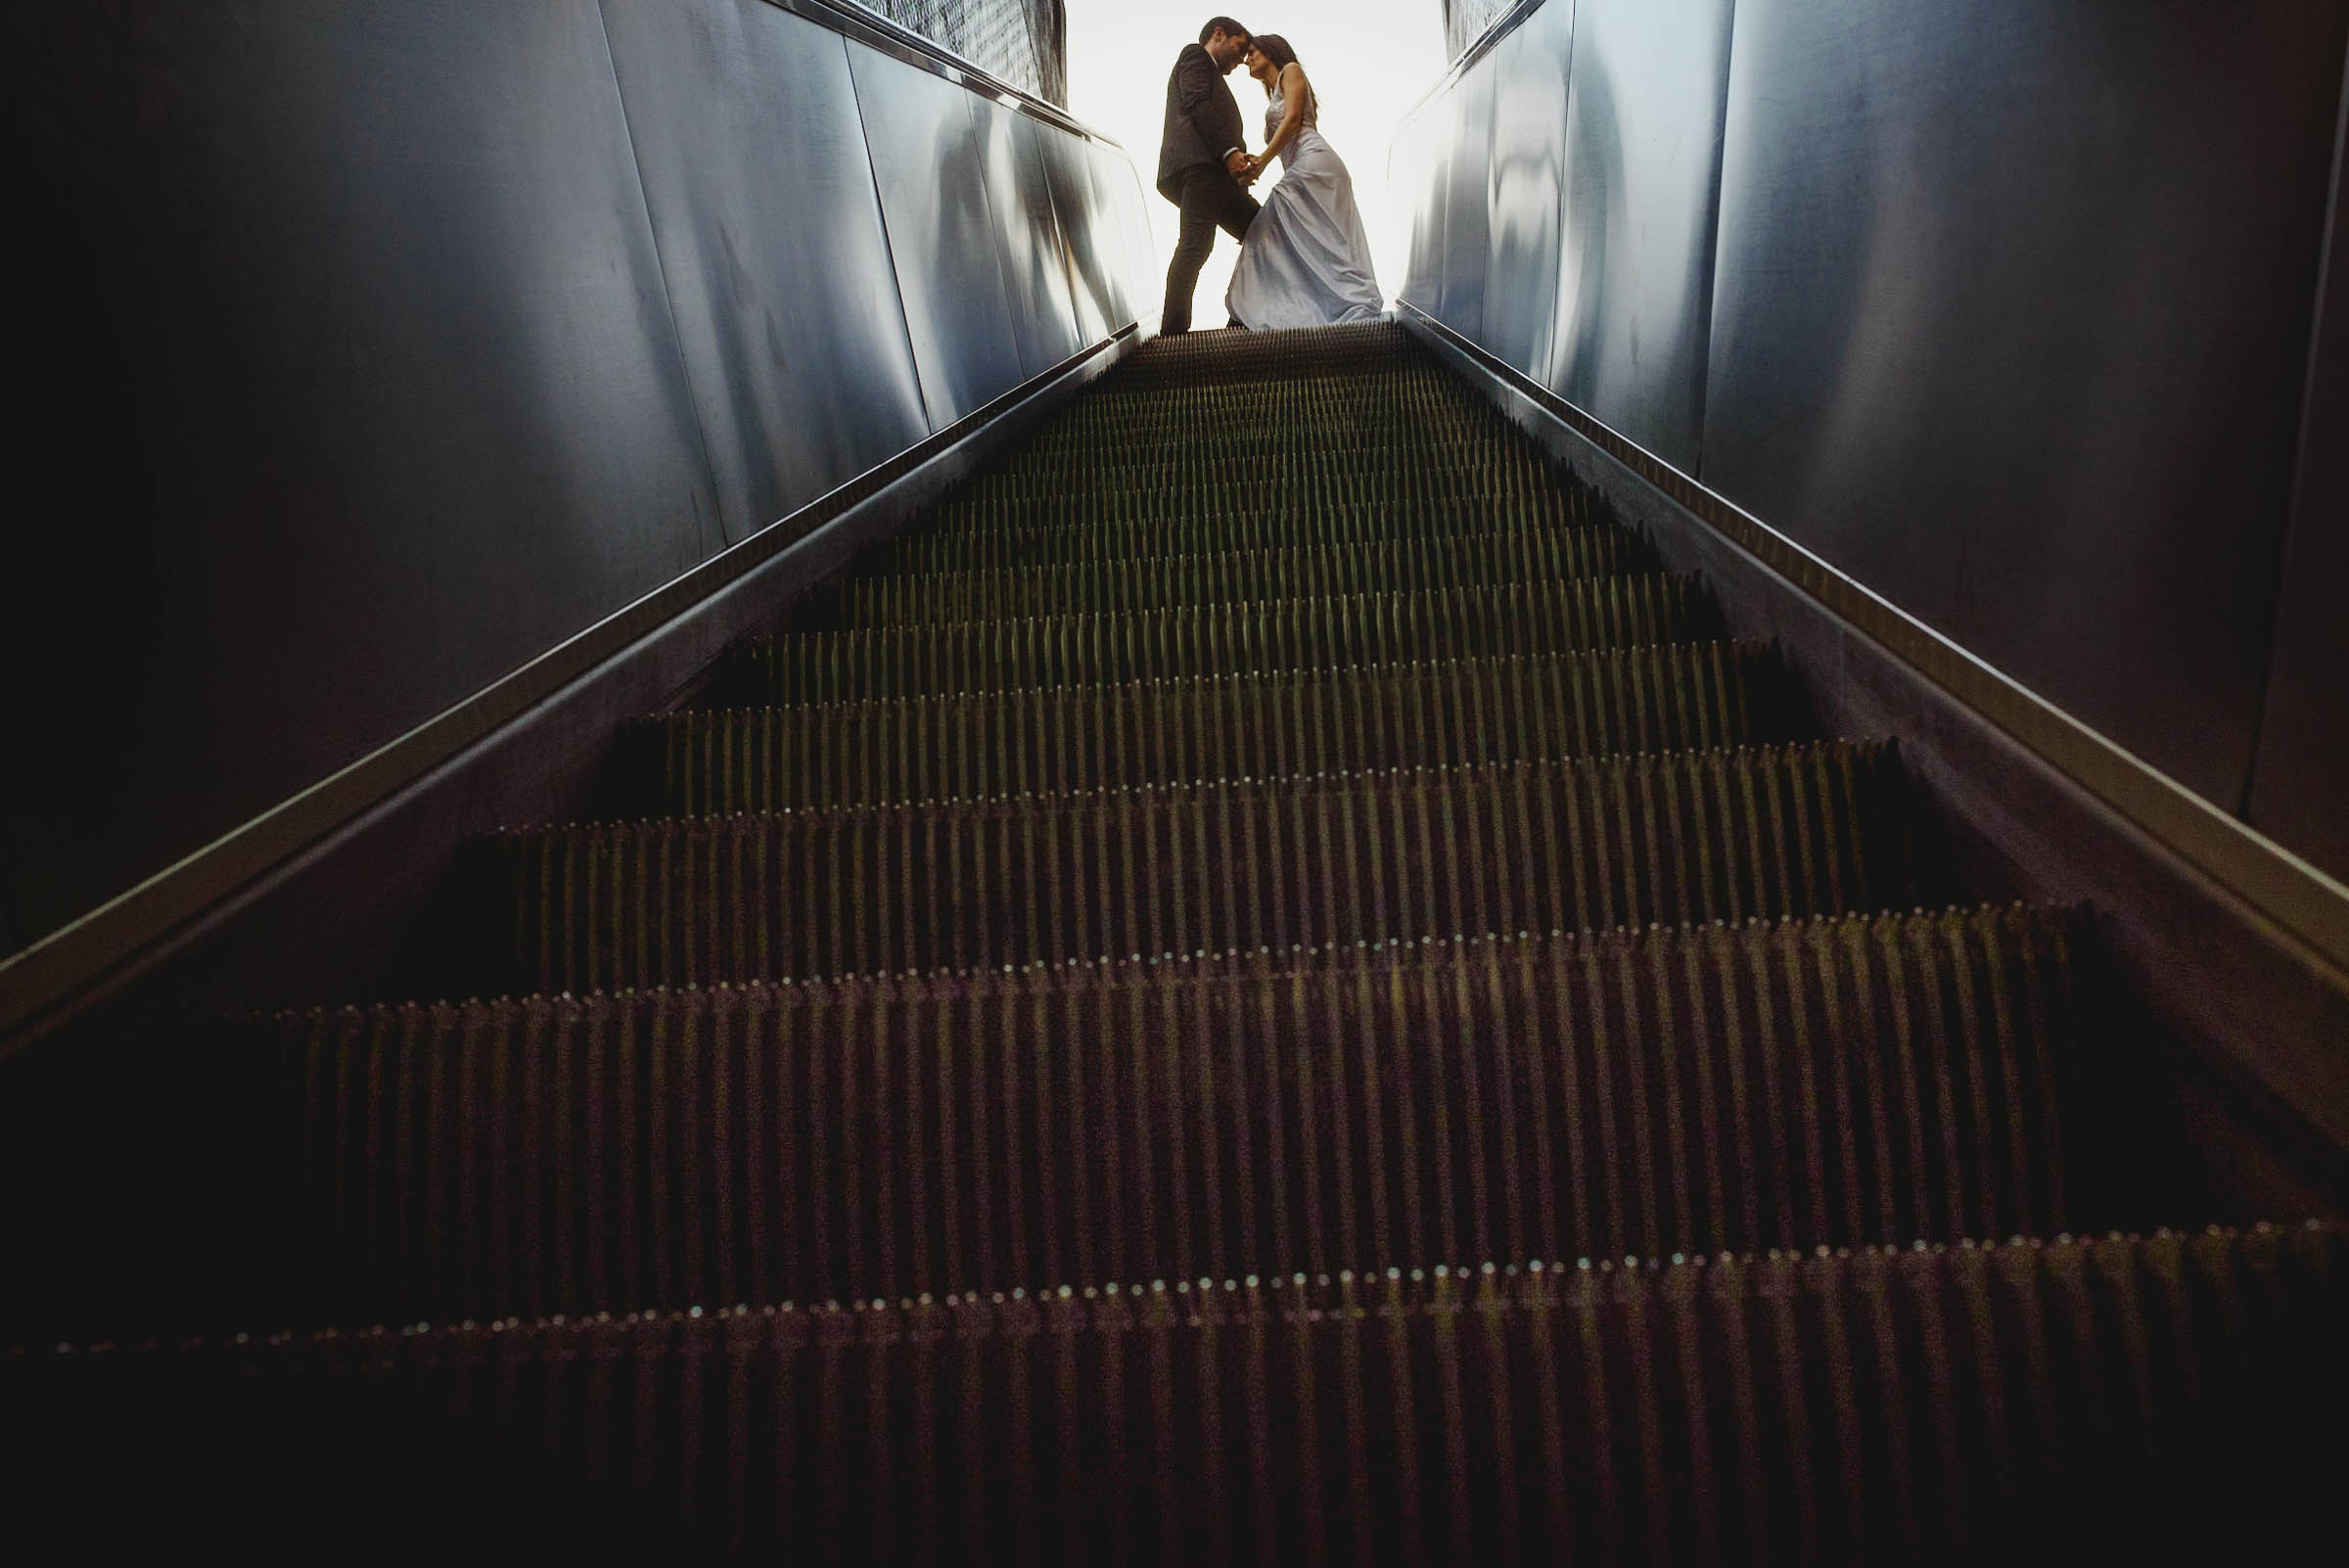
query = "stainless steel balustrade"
xmin=1390 ymin=0 xmax=2349 ymax=888
xmin=2 ymin=0 xmax=1152 ymax=1025
xmin=600 ymin=3 xmax=933 ymax=548
xmin=1388 ymin=0 xmax=2349 ymax=1219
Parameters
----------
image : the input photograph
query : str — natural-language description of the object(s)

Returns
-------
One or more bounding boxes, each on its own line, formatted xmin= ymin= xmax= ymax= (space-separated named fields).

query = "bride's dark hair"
xmin=1251 ymin=32 xmax=1303 ymax=98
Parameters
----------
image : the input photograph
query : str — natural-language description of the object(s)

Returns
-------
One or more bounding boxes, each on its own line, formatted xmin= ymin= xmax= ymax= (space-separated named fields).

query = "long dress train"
xmin=1225 ymin=84 xmax=1384 ymax=329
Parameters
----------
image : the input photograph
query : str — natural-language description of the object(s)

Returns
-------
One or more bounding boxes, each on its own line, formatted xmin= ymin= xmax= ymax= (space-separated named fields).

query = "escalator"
xmin=8 ymin=324 xmax=2342 ymax=1560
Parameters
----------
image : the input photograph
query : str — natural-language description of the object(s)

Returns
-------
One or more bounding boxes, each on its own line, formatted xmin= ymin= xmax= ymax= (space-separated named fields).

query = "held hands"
xmin=1225 ymin=149 xmax=1263 ymax=187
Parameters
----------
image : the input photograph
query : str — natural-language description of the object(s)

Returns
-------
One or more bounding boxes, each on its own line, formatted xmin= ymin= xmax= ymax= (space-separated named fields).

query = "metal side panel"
xmin=1015 ymin=112 xmax=1094 ymax=364
xmin=1480 ymin=0 xmax=1573 ymax=382
xmin=0 ymin=330 xmax=1141 ymax=1340
xmin=980 ymin=97 xmax=1086 ymax=379
xmin=1548 ymin=0 xmax=1733 ymax=471
xmin=1123 ymin=161 xmax=1160 ymax=333
xmin=1701 ymin=0 xmax=2349 ymax=807
xmin=2249 ymin=63 xmax=2349 ymax=885
xmin=1115 ymin=157 xmax=1164 ymax=335
xmin=1403 ymin=305 xmax=2349 ymax=1213
xmin=1393 ymin=118 xmax=1447 ymax=316
xmin=1038 ymin=128 xmax=1117 ymax=344
xmin=5 ymin=0 xmax=719 ymax=961
xmin=597 ymin=0 xmax=929 ymax=546
xmin=849 ymin=39 xmax=1027 ymax=428
xmin=1435 ymin=69 xmax=1497 ymax=340
xmin=2250 ymin=485 xmax=2349 ymax=881
xmin=1085 ymin=142 xmax=1151 ymax=331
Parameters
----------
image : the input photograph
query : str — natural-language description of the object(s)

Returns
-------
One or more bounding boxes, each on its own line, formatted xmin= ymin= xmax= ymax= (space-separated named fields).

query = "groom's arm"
xmin=1174 ymin=50 xmax=1246 ymax=165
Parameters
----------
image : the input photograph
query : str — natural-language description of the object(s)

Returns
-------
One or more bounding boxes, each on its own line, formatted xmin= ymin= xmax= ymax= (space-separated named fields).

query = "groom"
xmin=1157 ymin=17 xmax=1261 ymax=336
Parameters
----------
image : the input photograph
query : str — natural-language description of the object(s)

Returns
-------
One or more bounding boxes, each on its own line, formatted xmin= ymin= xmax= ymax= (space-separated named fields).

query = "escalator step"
xmin=798 ymin=530 xmax=1640 ymax=627
xmin=1027 ymin=403 xmax=1514 ymax=461
xmin=1040 ymin=359 xmax=1481 ymax=409
xmin=1114 ymin=321 xmax=1421 ymax=376
xmin=503 ymin=742 xmax=1924 ymax=993
xmin=1007 ymin=421 xmax=1534 ymax=478
xmin=1018 ymin=401 xmax=1523 ymax=470
xmin=713 ymin=576 xmax=1710 ymax=705
xmin=933 ymin=405 xmax=1569 ymax=509
xmin=266 ymin=906 xmax=2080 ymax=1323
xmin=958 ymin=439 xmax=1559 ymax=498
xmin=16 ymin=1225 xmax=2339 ymax=1561
xmin=1002 ymin=391 xmax=1544 ymax=459
xmin=933 ymin=463 xmax=1565 ymax=525
xmin=18 ymin=302 xmax=2292 ymax=1568
xmin=651 ymin=644 xmax=1800 ymax=816
xmin=872 ymin=490 xmax=1608 ymax=573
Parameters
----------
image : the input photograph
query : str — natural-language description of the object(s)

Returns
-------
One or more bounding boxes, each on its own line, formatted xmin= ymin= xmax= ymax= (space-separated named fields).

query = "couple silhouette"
xmin=1156 ymin=16 xmax=1385 ymax=335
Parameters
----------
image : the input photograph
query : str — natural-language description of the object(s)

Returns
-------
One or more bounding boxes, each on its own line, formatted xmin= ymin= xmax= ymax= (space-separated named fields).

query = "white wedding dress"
xmin=1225 ymin=83 xmax=1384 ymax=329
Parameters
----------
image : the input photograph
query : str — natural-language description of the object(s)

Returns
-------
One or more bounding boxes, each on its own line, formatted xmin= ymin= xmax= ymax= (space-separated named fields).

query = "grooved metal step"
xmin=1015 ymin=400 xmax=1534 ymax=464
xmin=651 ymin=643 xmax=1800 ymax=816
xmin=872 ymin=491 xmax=1608 ymax=572
xmin=934 ymin=464 xmax=1566 ymax=525
xmin=503 ymin=742 xmax=1925 ymax=993
xmin=959 ymin=442 xmax=1561 ymax=499
xmin=797 ymin=530 xmax=1642 ymax=627
xmin=269 ymin=906 xmax=2078 ymax=1323
xmin=15 ymin=1225 xmax=2339 ymax=1561
xmin=17 ymin=320 xmax=2293 ymax=1558
xmin=1022 ymin=403 xmax=1510 ymax=459
xmin=708 ymin=576 xmax=1711 ymax=706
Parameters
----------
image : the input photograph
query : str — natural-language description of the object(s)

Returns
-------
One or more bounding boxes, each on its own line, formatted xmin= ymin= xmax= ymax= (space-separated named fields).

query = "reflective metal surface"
xmin=1702 ymin=0 xmax=2349 ymax=806
xmin=1433 ymin=69 xmax=1495 ymax=341
xmin=1393 ymin=126 xmax=1446 ymax=316
xmin=598 ymin=0 xmax=928 ymax=544
xmin=1083 ymin=142 xmax=1146 ymax=331
xmin=1389 ymin=0 xmax=2349 ymax=865
xmin=6 ymin=0 xmax=718 ymax=958
xmin=1405 ymin=300 xmax=2349 ymax=1198
xmin=850 ymin=40 xmax=1028 ymax=427
xmin=1479 ymin=0 xmax=1573 ymax=381
xmin=979 ymin=98 xmax=1084 ymax=379
xmin=2248 ymin=127 xmax=2349 ymax=884
xmin=1038 ymin=129 xmax=1117 ymax=343
xmin=1011 ymin=115 xmax=1094 ymax=358
xmin=6 ymin=0 xmax=1146 ymax=964
xmin=1106 ymin=156 xmax=1161 ymax=334
xmin=1550 ymin=0 xmax=1732 ymax=471
xmin=2252 ymin=477 xmax=2349 ymax=881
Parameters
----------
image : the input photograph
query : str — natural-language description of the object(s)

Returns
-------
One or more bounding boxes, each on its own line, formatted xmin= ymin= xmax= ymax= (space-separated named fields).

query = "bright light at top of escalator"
xmin=1066 ymin=0 xmax=1449 ymax=317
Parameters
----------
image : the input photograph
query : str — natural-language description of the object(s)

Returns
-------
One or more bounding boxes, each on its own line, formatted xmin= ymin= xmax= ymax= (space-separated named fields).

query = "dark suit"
xmin=1157 ymin=42 xmax=1261 ymax=335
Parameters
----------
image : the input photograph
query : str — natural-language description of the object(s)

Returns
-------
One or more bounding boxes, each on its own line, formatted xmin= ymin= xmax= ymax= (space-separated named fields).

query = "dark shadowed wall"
xmin=1 ymin=0 xmax=1148 ymax=962
xmin=1393 ymin=0 xmax=2349 ymax=883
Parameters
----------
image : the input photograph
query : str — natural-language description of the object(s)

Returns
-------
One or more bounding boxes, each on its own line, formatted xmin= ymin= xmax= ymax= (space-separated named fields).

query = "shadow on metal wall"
xmin=0 ymin=0 xmax=1143 ymax=1035
xmin=1392 ymin=0 xmax=2349 ymax=886
xmin=1387 ymin=0 xmax=2349 ymax=1219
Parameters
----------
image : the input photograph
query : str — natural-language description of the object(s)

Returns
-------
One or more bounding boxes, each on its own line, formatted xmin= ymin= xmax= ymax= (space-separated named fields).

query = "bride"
xmin=1224 ymin=34 xmax=1385 ymax=330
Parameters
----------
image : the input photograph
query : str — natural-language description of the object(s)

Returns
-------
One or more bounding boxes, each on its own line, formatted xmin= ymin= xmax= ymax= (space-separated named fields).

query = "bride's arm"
xmin=1259 ymin=64 xmax=1311 ymax=166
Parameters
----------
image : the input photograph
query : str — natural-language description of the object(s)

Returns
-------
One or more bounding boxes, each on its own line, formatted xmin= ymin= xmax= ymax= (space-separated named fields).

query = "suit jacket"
xmin=1157 ymin=42 xmax=1247 ymax=203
